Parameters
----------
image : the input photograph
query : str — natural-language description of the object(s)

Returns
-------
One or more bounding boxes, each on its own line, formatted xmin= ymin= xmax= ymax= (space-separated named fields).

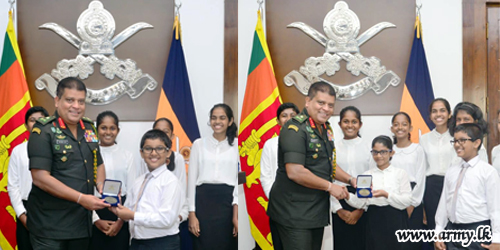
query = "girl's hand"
xmin=337 ymin=209 xmax=351 ymax=223
xmin=188 ymin=212 xmax=200 ymax=237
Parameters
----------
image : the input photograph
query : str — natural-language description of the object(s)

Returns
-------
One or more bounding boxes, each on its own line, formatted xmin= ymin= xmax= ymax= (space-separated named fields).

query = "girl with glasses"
xmin=346 ymin=135 xmax=412 ymax=250
xmin=390 ymin=112 xmax=426 ymax=250
xmin=187 ymin=104 xmax=238 ymax=250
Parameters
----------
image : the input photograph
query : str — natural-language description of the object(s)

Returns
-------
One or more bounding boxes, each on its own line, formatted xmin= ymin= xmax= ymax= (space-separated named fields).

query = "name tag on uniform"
xmin=84 ymin=130 xmax=98 ymax=142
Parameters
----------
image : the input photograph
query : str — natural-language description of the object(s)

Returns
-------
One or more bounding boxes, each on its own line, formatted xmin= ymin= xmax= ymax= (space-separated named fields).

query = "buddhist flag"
xmin=239 ymin=11 xmax=282 ymax=250
xmin=0 ymin=11 xmax=32 ymax=250
xmin=156 ymin=15 xmax=200 ymax=158
xmin=400 ymin=15 xmax=435 ymax=143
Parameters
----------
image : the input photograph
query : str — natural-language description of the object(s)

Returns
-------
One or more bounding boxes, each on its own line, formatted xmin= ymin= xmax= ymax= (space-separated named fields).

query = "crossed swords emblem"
xmin=284 ymin=1 xmax=401 ymax=100
xmin=35 ymin=1 xmax=158 ymax=105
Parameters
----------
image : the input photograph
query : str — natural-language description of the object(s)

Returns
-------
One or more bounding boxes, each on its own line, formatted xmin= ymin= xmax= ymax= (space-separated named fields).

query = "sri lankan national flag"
xmin=400 ymin=15 xmax=435 ymax=142
xmin=156 ymin=15 xmax=200 ymax=157
xmin=0 ymin=11 xmax=32 ymax=250
xmin=239 ymin=11 xmax=282 ymax=250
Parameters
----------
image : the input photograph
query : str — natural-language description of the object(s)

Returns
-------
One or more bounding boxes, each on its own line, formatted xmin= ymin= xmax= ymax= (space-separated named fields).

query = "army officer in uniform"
xmin=267 ymin=81 xmax=356 ymax=250
xmin=27 ymin=77 xmax=110 ymax=250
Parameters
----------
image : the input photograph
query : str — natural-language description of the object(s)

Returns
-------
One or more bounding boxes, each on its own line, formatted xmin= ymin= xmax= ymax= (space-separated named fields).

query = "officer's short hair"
xmin=56 ymin=77 xmax=87 ymax=98
xmin=307 ymin=81 xmax=336 ymax=99
xmin=140 ymin=129 xmax=172 ymax=150
xmin=454 ymin=123 xmax=483 ymax=151
xmin=276 ymin=102 xmax=299 ymax=118
xmin=25 ymin=106 xmax=49 ymax=124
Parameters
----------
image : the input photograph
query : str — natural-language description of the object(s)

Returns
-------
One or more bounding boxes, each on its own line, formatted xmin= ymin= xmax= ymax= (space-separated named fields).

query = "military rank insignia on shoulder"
xmin=288 ymin=124 xmax=299 ymax=132
xmin=36 ymin=116 xmax=55 ymax=125
xmin=31 ymin=127 xmax=41 ymax=134
xmin=81 ymin=117 xmax=94 ymax=123
xmin=293 ymin=114 xmax=307 ymax=123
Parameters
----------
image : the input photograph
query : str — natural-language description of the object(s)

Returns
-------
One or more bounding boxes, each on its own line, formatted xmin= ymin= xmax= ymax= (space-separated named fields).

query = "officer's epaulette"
xmin=293 ymin=114 xmax=307 ymax=123
xmin=81 ymin=117 xmax=94 ymax=124
xmin=36 ymin=116 xmax=56 ymax=125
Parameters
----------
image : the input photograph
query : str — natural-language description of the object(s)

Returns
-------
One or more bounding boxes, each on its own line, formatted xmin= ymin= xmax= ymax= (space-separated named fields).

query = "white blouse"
xmin=420 ymin=129 xmax=457 ymax=176
xmin=260 ymin=136 xmax=279 ymax=198
xmin=331 ymin=137 xmax=371 ymax=213
xmin=7 ymin=142 xmax=31 ymax=217
xmin=187 ymin=136 xmax=238 ymax=212
xmin=391 ymin=143 xmax=426 ymax=207
xmin=492 ymin=144 xmax=500 ymax=174
xmin=97 ymin=144 xmax=135 ymax=196
xmin=347 ymin=165 xmax=412 ymax=211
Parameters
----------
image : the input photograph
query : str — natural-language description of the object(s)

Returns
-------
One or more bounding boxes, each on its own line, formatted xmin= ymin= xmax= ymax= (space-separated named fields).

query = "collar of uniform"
xmin=431 ymin=128 xmax=450 ymax=139
xmin=341 ymin=137 xmax=362 ymax=146
xmin=53 ymin=111 xmax=85 ymax=130
xmin=209 ymin=134 xmax=228 ymax=146
xmin=463 ymin=155 xmax=480 ymax=168
xmin=148 ymin=163 xmax=167 ymax=178
xmin=100 ymin=143 xmax=119 ymax=153
xmin=373 ymin=164 xmax=394 ymax=173
xmin=394 ymin=143 xmax=418 ymax=154
xmin=301 ymin=108 xmax=328 ymax=129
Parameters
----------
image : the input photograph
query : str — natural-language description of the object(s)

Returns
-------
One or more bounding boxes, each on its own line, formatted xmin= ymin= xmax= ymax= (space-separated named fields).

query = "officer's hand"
xmin=329 ymin=184 xmax=349 ymax=200
xmin=79 ymin=194 xmax=110 ymax=211
xmin=188 ymin=212 xmax=201 ymax=237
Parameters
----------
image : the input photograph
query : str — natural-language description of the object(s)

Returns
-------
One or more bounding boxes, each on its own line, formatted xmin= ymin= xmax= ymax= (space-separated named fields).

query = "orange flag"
xmin=239 ymin=11 xmax=282 ymax=250
xmin=0 ymin=11 xmax=32 ymax=250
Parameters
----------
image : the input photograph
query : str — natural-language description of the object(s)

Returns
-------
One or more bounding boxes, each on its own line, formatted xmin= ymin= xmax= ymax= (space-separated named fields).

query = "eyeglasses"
xmin=370 ymin=150 xmax=392 ymax=156
xmin=450 ymin=138 xmax=474 ymax=146
xmin=142 ymin=146 xmax=168 ymax=154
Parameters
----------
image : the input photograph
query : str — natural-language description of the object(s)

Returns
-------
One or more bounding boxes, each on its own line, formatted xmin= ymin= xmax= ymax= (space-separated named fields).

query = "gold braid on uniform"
xmin=326 ymin=123 xmax=337 ymax=179
xmin=93 ymin=149 xmax=97 ymax=184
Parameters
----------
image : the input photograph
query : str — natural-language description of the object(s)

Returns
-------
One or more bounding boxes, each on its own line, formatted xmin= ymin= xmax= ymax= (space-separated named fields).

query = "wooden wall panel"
xmin=224 ymin=0 xmax=238 ymax=122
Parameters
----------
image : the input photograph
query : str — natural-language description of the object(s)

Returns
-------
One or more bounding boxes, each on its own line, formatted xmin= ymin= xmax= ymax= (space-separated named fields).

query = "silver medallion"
xmin=104 ymin=196 xmax=118 ymax=204
xmin=34 ymin=1 xmax=157 ymax=105
xmin=284 ymin=1 xmax=400 ymax=100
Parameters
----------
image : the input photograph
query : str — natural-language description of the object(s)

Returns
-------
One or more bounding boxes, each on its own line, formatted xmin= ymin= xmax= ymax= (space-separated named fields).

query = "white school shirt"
xmin=7 ymin=142 xmax=31 ymax=217
xmin=260 ymin=136 xmax=279 ymax=198
xmin=125 ymin=164 xmax=184 ymax=239
xmin=435 ymin=156 xmax=500 ymax=243
xmin=346 ymin=165 xmax=412 ymax=210
xmin=420 ymin=129 xmax=457 ymax=176
xmin=139 ymin=151 xmax=189 ymax=221
xmin=95 ymin=144 xmax=135 ymax=196
xmin=330 ymin=137 xmax=371 ymax=213
xmin=187 ymin=136 xmax=238 ymax=212
xmin=491 ymin=144 xmax=500 ymax=174
xmin=391 ymin=143 xmax=426 ymax=207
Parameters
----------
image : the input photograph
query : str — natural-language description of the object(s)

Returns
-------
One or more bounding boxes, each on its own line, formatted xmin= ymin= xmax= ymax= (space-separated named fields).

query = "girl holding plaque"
xmin=346 ymin=135 xmax=412 ymax=250
xmin=390 ymin=112 xmax=426 ymax=250
xmin=187 ymin=104 xmax=238 ymax=250
xmin=91 ymin=111 xmax=134 ymax=250
xmin=419 ymin=98 xmax=456 ymax=234
xmin=331 ymin=106 xmax=371 ymax=250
